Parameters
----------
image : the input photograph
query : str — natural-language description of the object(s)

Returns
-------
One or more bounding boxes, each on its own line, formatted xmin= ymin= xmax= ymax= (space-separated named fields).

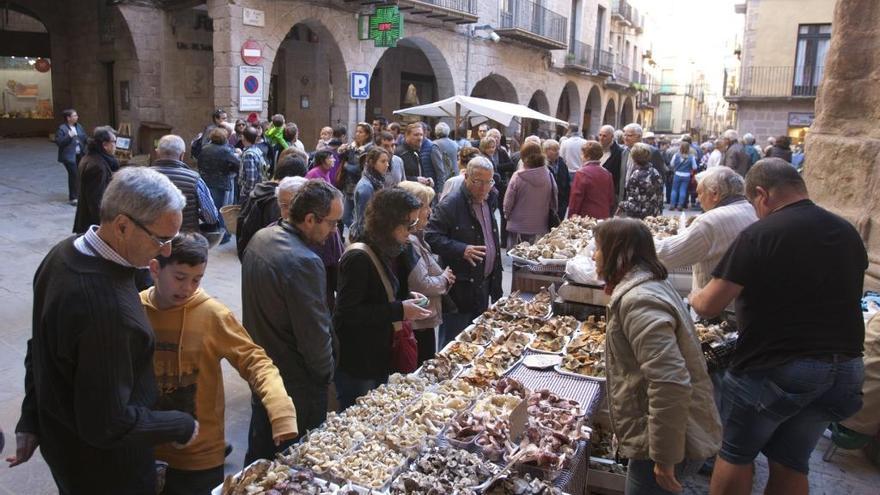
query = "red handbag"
xmin=391 ymin=320 xmax=418 ymax=373
xmin=347 ymin=243 xmax=418 ymax=373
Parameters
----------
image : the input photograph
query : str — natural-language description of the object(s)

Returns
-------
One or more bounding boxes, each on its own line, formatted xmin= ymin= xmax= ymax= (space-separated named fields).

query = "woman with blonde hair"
xmin=397 ymin=181 xmax=455 ymax=363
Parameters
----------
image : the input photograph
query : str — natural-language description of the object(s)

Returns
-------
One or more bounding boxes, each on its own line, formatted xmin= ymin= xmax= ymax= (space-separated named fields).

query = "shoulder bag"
xmin=347 ymin=242 xmax=418 ymax=373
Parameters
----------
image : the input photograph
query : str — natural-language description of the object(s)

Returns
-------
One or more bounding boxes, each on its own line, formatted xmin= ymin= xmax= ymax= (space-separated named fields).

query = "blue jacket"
xmin=672 ymin=153 xmax=697 ymax=174
xmin=56 ymin=123 xmax=87 ymax=163
xmin=425 ymin=186 xmax=502 ymax=313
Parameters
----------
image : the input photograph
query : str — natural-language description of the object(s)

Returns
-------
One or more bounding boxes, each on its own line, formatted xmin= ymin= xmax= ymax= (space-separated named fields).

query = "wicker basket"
xmin=220 ymin=205 xmax=240 ymax=234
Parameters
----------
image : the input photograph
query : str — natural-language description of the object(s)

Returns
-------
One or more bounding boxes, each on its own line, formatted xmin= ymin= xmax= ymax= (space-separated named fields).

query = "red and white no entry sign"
xmin=241 ymin=39 xmax=262 ymax=66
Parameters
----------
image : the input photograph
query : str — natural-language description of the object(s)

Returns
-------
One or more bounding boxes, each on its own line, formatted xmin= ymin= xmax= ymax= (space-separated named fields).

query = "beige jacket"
xmin=605 ymin=268 xmax=721 ymax=464
xmin=407 ymin=233 xmax=448 ymax=329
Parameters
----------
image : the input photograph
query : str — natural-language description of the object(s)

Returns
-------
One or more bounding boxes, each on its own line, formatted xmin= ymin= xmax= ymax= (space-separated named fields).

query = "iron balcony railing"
xmin=415 ymin=0 xmax=477 ymax=14
xmin=594 ymin=49 xmax=614 ymax=74
xmin=724 ymin=65 xmax=825 ymax=98
xmin=565 ymin=40 xmax=593 ymax=70
xmin=499 ymin=0 xmax=568 ymax=46
xmin=397 ymin=0 xmax=479 ymax=23
xmin=632 ymin=69 xmax=640 ymax=85
xmin=615 ymin=63 xmax=631 ymax=84
xmin=611 ymin=0 xmax=633 ymax=24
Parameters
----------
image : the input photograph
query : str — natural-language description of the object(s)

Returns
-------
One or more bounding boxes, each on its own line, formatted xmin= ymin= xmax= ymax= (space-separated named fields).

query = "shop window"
xmin=793 ymin=24 xmax=831 ymax=96
xmin=0 ymin=56 xmax=53 ymax=119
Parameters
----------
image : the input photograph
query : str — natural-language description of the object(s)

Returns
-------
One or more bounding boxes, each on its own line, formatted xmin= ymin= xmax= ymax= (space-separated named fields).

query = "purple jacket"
xmin=503 ymin=166 xmax=558 ymax=235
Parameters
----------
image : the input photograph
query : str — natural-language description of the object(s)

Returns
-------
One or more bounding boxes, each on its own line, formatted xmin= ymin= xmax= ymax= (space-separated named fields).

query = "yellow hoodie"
xmin=140 ymin=287 xmax=297 ymax=471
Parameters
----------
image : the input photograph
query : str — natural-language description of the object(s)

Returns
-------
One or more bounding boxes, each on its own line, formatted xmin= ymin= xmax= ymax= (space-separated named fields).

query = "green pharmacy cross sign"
xmin=364 ymin=6 xmax=403 ymax=48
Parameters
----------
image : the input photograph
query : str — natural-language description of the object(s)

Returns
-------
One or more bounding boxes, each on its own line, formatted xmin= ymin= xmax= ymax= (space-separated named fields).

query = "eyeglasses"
xmin=469 ymin=178 xmax=495 ymax=187
xmin=125 ymin=214 xmax=177 ymax=248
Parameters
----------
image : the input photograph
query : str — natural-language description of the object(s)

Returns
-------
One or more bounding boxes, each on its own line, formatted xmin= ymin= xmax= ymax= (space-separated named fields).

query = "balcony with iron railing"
xmin=564 ymin=40 xmax=593 ymax=71
xmin=611 ymin=0 xmax=633 ymax=25
xmin=594 ymin=49 xmax=614 ymax=74
xmin=632 ymin=69 xmax=640 ymax=85
xmin=724 ymin=66 xmax=825 ymax=100
xmin=496 ymin=0 xmax=568 ymax=50
xmin=395 ymin=0 xmax=479 ymax=24
xmin=613 ymin=63 xmax=631 ymax=85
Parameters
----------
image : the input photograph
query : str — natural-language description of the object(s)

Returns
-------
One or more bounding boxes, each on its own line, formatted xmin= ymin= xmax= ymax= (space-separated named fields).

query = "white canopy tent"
xmin=392 ymin=95 xmax=569 ymax=138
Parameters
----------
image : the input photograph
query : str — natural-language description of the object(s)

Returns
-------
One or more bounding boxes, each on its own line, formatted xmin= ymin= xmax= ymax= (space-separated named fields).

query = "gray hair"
xmin=157 ymin=134 xmax=186 ymax=159
xmin=723 ymin=129 xmax=739 ymax=142
xmin=542 ymin=138 xmax=560 ymax=151
xmin=630 ymin=142 xmax=652 ymax=164
xmin=613 ymin=129 xmax=624 ymax=142
xmin=623 ymin=123 xmax=643 ymax=136
xmin=486 ymin=128 xmax=501 ymax=140
xmin=276 ymin=176 xmax=308 ymax=201
xmin=100 ymin=166 xmax=186 ymax=224
xmin=434 ymin=122 xmax=450 ymax=138
xmin=745 ymin=158 xmax=807 ymax=198
xmin=289 ymin=179 xmax=343 ymax=224
xmin=523 ymin=135 xmax=541 ymax=146
xmin=466 ymin=156 xmax=494 ymax=175
xmin=701 ymin=141 xmax=715 ymax=152
xmin=742 ymin=132 xmax=756 ymax=145
xmin=698 ymin=166 xmax=744 ymax=200
xmin=600 ymin=125 xmax=615 ymax=135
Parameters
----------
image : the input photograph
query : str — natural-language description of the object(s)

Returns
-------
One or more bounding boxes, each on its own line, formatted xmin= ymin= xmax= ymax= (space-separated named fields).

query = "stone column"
xmin=803 ymin=0 xmax=880 ymax=290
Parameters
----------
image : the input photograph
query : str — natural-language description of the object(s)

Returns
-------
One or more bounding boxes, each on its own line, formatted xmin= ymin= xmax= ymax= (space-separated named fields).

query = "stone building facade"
xmin=805 ymin=0 xmax=880 ymax=290
xmin=2 ymin=0 xmax=660 ymax=151
xmin=725 ymin=0 xmax=835 ymax=146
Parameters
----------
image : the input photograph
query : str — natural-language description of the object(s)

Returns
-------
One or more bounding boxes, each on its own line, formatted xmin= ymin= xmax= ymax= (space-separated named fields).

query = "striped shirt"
xmin=655 ymin=199 xmax=758 ymax=292
xmin=74 ymin=225 xmax=135 ymax=267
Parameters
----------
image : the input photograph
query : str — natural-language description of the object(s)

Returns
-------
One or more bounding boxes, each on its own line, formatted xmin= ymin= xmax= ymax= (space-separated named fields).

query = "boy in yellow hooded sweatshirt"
xmin=141 ymin=233 xmax=297 ymax=495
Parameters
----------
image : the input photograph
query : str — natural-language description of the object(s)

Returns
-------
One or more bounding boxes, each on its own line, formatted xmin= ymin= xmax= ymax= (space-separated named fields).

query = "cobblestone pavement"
xmin=0 ymin=137 xmax=877 ymax=494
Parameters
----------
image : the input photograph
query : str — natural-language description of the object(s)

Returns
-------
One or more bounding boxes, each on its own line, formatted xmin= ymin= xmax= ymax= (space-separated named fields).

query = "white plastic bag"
xmin=565 ymin=240 xmax=603 ymax=285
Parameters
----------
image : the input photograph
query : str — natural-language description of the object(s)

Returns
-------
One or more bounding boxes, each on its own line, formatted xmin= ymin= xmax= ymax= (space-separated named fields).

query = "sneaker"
xmin=69 ymin=199 xmax=78 ymax=206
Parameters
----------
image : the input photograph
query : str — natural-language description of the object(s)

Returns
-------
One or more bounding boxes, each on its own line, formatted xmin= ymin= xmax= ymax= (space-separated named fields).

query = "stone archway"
xmin=583 ymin=85 xmax=602 ymax=138
xmin=368 ymin=36 xmax=455 ymax=127
xmin=620 ymin=96 xmax=635 ymax=127
xmin=471 ymin=73 xmax=519 ymax=134
xmin=603 ymin=98 xmax=617 ymax=127
xmin=526 ymin=90 xmax=550 ymax=137
xmin=470 ymin=73 xmax=518 ymax=103
xmin=555 ymin=81 xmax=582 ymax=137
xmin=267 ymin=20 xmax=350 ymax=148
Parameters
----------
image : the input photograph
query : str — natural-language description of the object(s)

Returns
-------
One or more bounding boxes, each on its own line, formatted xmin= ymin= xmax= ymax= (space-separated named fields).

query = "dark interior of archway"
xmin=603 ymin=102 xmax=616 ymax=127
xmin=526 ymin=92 xmax=546 ymax=137
xmin=584 ymin=90 xmax=601 ymax=138
xmin=271 ymin=23 xmax=348 ymax=148
xmin=621 ymin=99 xmax=634 ymax=127
xmin=368 ymin=44 xmax=437 ymax=125
xmin=555 ymin=89 xmax=572 ymax=137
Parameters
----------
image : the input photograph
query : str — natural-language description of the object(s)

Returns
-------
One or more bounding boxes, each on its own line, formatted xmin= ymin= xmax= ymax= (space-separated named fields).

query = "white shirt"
xmin=74 ymin=226 xmax=135 ymax=267
xmin=707 ymin=149 xmax=723 ymax=169
xmin=560 ymin=135 xmax=587 ymax=174
xmin=655 ymin=199 xmax=758 ymax=292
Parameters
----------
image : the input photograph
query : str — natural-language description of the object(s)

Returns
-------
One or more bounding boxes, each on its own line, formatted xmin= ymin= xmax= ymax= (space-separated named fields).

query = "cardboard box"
xmin=558 ymin=282 xmax=610 ymax=306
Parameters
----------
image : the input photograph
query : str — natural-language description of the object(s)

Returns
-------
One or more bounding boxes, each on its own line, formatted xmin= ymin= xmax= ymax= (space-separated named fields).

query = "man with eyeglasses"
xmin=426 ymin=156 xmax=502 ymax=345
xmin=10 ymin=167 xmax=199 ymax=494
xmin=241 ymin=180 xmax=342 ymax=464
xmin=150 ymin=134 xmax=220 ymax=234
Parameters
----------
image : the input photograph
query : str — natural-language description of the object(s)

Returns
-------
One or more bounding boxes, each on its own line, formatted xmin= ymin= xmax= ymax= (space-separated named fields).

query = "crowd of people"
xmin=9 ymin=107 xmax=872 ymax=495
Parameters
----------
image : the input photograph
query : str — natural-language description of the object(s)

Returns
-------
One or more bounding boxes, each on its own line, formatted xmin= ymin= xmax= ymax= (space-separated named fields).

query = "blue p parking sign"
xmin=350 ymin=72 xmax=370 ymax=100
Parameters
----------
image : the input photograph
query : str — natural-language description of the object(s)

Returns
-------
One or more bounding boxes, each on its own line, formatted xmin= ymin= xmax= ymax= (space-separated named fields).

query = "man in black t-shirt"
xmin=691 ymin=158 xmax=867 ymax=495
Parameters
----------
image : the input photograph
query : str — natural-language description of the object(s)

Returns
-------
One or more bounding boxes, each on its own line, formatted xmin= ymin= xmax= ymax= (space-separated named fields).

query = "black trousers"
xmin=414 ymin=327 xmax=436 ymax=365
xmin=61 ymin=157 xmax=80 ymax=200
xmin=244 ymin=383 xmax=328 ymax=466
xmin=161 ymin=465 xmax=224 ymax=495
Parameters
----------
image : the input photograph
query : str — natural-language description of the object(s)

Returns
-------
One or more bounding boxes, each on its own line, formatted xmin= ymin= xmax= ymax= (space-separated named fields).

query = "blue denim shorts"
xmin=719 ymin=356 xmax=864 ymax=474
